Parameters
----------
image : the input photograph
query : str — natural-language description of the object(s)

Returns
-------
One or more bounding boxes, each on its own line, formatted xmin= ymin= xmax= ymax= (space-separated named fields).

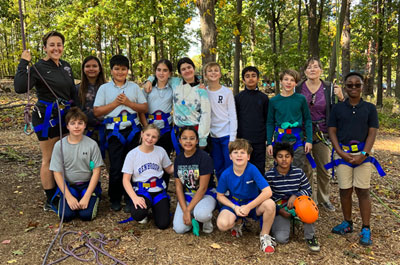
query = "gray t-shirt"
xmin=50 ymin=136 xmax=104 ymax=184
xmin=143 ymin=84 xmax=173 ymax=129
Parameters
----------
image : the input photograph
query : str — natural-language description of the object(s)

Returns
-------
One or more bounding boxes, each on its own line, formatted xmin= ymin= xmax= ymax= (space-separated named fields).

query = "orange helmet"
xmin=293 ymin=195 xmax=319 ymax=224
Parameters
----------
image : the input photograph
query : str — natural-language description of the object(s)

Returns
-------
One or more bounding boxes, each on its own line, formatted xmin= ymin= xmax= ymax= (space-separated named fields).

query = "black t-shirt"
xmin=235 ymin=88 xmax=269 ymax=144
xmin=174 ymin=148 xmax=215 ymax=191
xmin=328 ymin=98 xmax=379 ymax=145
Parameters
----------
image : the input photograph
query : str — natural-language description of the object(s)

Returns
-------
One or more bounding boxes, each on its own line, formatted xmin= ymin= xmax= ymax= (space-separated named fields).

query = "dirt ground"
xmin=1 ymin=91 xmax=400 ymax=265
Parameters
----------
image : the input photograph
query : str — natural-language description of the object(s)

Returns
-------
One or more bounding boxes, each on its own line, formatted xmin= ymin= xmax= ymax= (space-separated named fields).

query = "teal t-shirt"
xmin=266 ymin=93 xmax=312 ymax=145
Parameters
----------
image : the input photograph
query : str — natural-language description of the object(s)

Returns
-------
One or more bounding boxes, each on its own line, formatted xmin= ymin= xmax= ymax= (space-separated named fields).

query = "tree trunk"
xmin=364 ymin=40 xmax=376 ymax=96
xmin=385 ymin=0 xmax=392 ymax=96
xmin=233 ymin=0 xmax=242 ymax=96
xmin=327 ymin=0 xmax=348 ymax=82
xmin=297 ymin=0 xmax=302 ymax=52
xmin=249 ymin=17 xmax=256 ymax=65
xmin=376 ymin=0 xmax=384 ymax=107
xmin=150 ymin=14 xmax=157 ymax=65
xmin=396 ymin=2 xmax=400 ymax=100
xmin=196 ymin=0 xmax=217 ymax=68
xmin=341 ymin=0 xmax=351 ymax=81
xmin=306 ymin=0 xmax=320 ymax=57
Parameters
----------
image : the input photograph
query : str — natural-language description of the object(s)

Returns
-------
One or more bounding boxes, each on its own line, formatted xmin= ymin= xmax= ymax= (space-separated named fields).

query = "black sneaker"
xmin=111 ymin=201 xmax=122 ymax=211
xmin=43 ymin=198 xmax=58 ymax=213
xmin=306 ymin=236 xmax=320 ymax=252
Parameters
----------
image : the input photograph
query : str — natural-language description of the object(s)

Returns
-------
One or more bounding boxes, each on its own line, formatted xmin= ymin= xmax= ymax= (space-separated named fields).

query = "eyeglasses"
xmin=310 ymin=93 xmax=316 ymax=106
xmin=345 ymin=83 xmax=362 ymax=89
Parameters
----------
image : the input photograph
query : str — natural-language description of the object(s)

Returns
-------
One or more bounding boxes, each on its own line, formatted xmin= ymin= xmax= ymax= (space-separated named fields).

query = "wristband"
xmin=232 ymin=205 xmax=237 ymax=211
xmin=361 ymin=151 xmax=369 ymax=157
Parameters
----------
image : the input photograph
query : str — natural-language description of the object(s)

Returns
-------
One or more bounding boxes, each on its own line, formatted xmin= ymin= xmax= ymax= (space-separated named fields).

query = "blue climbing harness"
xmin=273 ymin=127 xmax=316 ymax=168
xmin=51 ymin=182 xmax=102 ymax=212
xmin=102 ymin=112 xmax=140 ymax=149
xmin=146 ymin=111 xmax=171 ymax=136
xmin=34 ymin=99 xmax=71 ymax=138
xmin=324 ymin=142 xmax=386 ymax=177
xmin=133 ymin=177 xmax=170 ymax=206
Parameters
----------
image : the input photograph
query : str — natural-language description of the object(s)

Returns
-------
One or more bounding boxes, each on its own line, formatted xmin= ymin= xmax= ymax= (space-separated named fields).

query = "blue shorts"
xmin=220 ymin=205 xmax=259 ymax=221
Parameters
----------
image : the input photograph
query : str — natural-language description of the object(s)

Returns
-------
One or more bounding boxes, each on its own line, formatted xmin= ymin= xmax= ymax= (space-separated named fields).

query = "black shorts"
xmin=32 ymin=107 xmax=68 ymax=141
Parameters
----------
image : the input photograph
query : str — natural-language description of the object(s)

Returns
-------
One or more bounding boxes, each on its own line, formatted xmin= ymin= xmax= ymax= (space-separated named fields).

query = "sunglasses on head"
xmin=345 ymin=83 xmax=362 ymax=89
xmin=310 ymin=93 xmax=316 ymax=106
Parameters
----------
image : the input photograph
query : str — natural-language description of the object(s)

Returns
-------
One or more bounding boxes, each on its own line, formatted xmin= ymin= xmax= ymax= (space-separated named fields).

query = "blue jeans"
xmin=210 ymin=136 xmax=232 ymax=179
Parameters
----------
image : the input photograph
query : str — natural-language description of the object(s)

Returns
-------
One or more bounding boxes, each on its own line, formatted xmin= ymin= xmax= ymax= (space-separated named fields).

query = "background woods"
xmin=1 ymin=0 xmax=399 ymax=101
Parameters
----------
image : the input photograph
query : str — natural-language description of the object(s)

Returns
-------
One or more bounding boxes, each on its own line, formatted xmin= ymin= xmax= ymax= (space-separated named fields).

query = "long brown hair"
xmin=78 ymin=56 xmax=105 ymax=106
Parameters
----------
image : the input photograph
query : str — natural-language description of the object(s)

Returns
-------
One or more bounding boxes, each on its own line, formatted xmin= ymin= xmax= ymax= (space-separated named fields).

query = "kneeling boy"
xmin=265 ymin=142 xmax=320 ymax=252
xmin=50 ymin=107 xmax=104 ymax=221
xmin=216 ymin=139 xmax=276 ymax=253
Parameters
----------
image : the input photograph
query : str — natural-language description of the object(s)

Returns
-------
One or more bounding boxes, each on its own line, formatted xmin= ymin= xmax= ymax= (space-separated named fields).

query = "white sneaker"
xmin=203 ymin=220 xmax=213 ymax=234
xmin=260 ymin=234 xmax=276 ymax=254
xmin=138 ymin=217 xmax=148 ymax=224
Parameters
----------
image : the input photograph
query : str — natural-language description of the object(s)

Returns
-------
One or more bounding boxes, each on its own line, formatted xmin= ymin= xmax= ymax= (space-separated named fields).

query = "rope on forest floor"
xmin=46 ymin=231 xmax=127 ymax=265
xmin=370 ymin=190 xmax=400 ymax=221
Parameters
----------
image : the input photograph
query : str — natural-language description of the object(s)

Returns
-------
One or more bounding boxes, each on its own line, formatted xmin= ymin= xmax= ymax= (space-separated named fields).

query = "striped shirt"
xmin=264 ymin=166 xmax=311 ymax=203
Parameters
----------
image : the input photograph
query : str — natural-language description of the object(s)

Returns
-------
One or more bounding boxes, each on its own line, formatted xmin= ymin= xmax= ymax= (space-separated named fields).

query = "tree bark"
xmin=196 ymin=0 xmax=217 ymax=68
xmin=233 ymin=0 xmax=242 ymax=96
xmin=306 ymin=0 xmax=320 ymax=58
xmin=396 ymin=2 xmax=400 ymax=100
xmin=376 ymin=0 xmax=383 ymax=107
xmin=385 ymin=0 xmax=392 ymax=96
xmin=297 ymin=0 xmax=302 ymax=52
xmin=249 ymin=17 xmax=256 ymax=65
xmin=364 ymin=40 xmax=376 ymax=96
xmin=327 ymin=0 xmax=348 ymax=82
xmin=341 ymin=0 xmax=351 ymax=81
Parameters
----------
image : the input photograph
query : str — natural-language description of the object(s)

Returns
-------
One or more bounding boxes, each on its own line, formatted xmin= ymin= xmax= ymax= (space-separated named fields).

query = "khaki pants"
xmin=303 ymin=136 xmax=332 ymax=205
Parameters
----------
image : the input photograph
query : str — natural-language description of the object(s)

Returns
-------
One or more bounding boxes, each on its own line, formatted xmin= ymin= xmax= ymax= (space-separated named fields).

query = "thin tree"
xmin=233 ymin=0 xmax=242 ymax=96
xmin=396 ymin=1 xmax=400 ymax=100
xmin=341 ymin=0 xmax=351 ymax=80
xmin=376 ymin=0 xmax=384 ymax=107
xmin=196 ymin=0 xmax=217 ymax=68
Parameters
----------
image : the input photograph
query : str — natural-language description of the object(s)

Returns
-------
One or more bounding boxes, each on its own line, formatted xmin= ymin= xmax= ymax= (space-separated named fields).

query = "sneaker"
xmin=110 ymin=201 xmax=122 ymax=212
xmin=123 ymin=204 xmax=131 ymax=213
xmin=332 ymin=220 xmax=353 ymax=235
xmin=320 ymin=202 xmax=335 ymax=212
xmin=306 ymin=236 xmax=320 ymax=252
xmin=138 ymin=216 xmax=148 ymax=224
xmin=43 ymin=199 xmax=58 ymax=212
xmin=231 ymin=221 xmax=244 ymax=237
xmin=260 ymin=234 xmax=276 ymax=254
xmin=202 ymin=220 xmax=213 ymax=234
xmin=359 ymin=228 xmax=372 ymax=246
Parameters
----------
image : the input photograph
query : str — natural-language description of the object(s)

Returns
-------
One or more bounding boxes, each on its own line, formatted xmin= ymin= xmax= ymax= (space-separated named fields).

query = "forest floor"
xmin=0 ymin=88 xmax=400 ymax=265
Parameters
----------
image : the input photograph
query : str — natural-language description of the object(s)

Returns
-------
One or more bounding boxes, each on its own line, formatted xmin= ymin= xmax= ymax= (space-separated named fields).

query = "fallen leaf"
xmin=12 ymin=250 xmax=23 ymax=255
xmin=210 ymin=243 xmax=221 ymax=249
xmin=24 ymin=227 xmax=35 ymax=232
xmin=19 ymin=211 xmax=23 ymax=215
xmin=2 ymin=240 xmax=11 ymax=244
xmin=7 ymin=260 xmax=17 ymax=264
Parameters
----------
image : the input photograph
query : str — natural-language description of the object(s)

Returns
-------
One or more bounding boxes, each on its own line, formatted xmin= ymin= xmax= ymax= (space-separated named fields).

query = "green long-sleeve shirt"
xmin=266 ymin=93 xmax=312 ymax=145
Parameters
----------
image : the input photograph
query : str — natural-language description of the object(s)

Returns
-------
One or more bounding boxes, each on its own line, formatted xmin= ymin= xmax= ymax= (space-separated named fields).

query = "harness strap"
xmin=34 ymin=100 xmax=70 ymax=138
xmin=325 ymin=142 xmax=386 ymax=177
xmin=103 ymin=113 xmax=139 ymax=148
xmin=146 ymin=111 xmax=171 ymax=136
xmin=324 ymin=156 xmax=386 ymax=177
xmin=273 ymin=126 xmax=316 ymax=168
xmin=184 ymin=187 xmax=216 ymax=203
xmin=133 ymin=178 xmax=169 ymax=205
xmin=51 ymin=182 xmax=102 ymax=212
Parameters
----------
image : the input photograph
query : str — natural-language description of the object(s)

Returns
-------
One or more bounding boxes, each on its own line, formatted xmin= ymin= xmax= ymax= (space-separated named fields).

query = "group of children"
xmin=28 ymin=48 xmax=377 ymax=253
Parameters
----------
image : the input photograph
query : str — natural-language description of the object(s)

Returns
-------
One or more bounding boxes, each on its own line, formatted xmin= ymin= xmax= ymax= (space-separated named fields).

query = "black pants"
xmin=250 ymin=142 xmax=266 ymax=175
xmin=156 ymin=131 xmax=173 ymax=190
xmin=128 ymin=191 xmax=170 ymax=229
xmin=107 ymin=127 xmax=140 ymax=203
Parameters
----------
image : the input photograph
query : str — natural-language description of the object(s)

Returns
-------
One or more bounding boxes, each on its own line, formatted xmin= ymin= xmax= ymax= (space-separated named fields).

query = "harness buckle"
xmin=49 ymin=119 xmax=57 ymax=127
